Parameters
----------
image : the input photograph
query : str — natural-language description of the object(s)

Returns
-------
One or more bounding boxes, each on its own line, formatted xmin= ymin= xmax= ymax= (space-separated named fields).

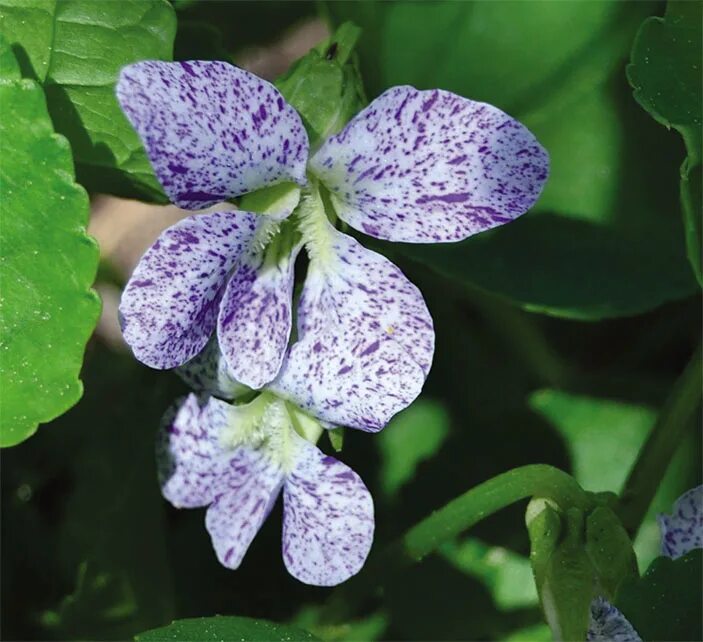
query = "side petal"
xmin=205 ymin=446 xmax=284 ymax=570
xmin=272 ymin=227 xmax=434 ymax=432
xmin=282 ymin=433 xmax=374 ymax=586
xmin=117 ymin=60 xmax=309 ymax=210
xmin=658 ymin=485 xmax=703 ymax=559
xmin=175 ymin=336 xmax=251 ymax=401
xmin=310 ymin=86 xmax=548 ymax=243
xmin=157 ymin=393 xmax=233 ymax=508
xmin=217 ymin=242 xmax=302 ymax=389
xmin=120 ymin=209 xmax=257 ymax=369
xmin=587 ymin=597 xmax=642 ymax=642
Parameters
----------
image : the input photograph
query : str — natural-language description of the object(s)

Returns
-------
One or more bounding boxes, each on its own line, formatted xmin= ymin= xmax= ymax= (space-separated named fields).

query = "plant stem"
xmin=617 ymin=344 xmax=702 ymax=537
xmin=322 ymin=464 xmax=589 ymax=622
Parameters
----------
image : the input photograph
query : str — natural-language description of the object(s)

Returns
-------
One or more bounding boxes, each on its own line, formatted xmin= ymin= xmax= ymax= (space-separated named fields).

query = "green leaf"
xmin=136 ymin=616 xmax=319 ymax=642
xmin=328 ymin=1 xmax=697 ymax=318
xmin=0 ymin=50 xmax=100 ymax=446
xmin=377 ymin=399 xmax=450 ymax=499
xmin=440 ymin=538 xmax=538 ymax=610
xmin=615 ymin=549 xmax=703 ymax=641
xmin=529 ymin=390 xmax=657 ymax=494
xmin=528 ymin=506 xmax=594 ymax=641
xmin=0 ymin=0 xmax=176 ymax=201
xmin=628 ymin=1 xmax=703 ymax=285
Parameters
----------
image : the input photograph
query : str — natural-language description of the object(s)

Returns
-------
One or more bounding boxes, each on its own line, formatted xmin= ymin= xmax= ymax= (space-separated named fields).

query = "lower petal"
xmin=206 ymin=446 xmax=285 ymax=569
xmin=282 ymin=432 xmax=374 ymax=586
xmin=272 ymin=227 xmax=434 ymax=432
xmin=120 ymin=210 xmax=258 ymax=369
xmin=658 ymin=485 xmax=703 ymax=559
xmin=218 ymin=241 xmax=301 ymax=390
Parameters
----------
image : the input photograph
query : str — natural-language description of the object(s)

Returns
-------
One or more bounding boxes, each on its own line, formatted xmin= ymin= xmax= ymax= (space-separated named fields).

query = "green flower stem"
xmin=617 ymin=344 xmax=702 ymax=537
xmin=322 ymin=464 xmax=590 ymax=622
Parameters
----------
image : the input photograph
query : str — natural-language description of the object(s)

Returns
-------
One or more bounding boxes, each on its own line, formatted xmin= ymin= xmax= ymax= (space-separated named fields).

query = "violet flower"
xmin=587 ymin=485 xmax=703 ymax=641
xmin=116 ymin=60 xmax=548 ymax=432
xmin=158 ymin=390 xmax=373 ymax=586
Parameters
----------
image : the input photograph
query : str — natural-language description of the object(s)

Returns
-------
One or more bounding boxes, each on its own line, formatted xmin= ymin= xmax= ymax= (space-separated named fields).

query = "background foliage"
xmin=1 ymin=1 xmax=700 ymax=641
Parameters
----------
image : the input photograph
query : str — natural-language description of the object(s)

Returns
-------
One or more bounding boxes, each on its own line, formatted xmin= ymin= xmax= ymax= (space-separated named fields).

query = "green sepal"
xmin=584 ymin=505 xmax=638 ymax=599
xmin=328 ymin=427 xmax=344 ymax=452
xmin=527 ymin=504 xmax=595 ymax=642
xmin=526 ymin=498 xmax=562 ymax=592
xmin=275 ymin=22 xmax=366 ymax=148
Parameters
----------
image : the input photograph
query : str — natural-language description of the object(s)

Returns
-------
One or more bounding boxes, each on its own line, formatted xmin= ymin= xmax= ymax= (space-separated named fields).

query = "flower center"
xmin=219 ymin=391 xmax=324 ymax=473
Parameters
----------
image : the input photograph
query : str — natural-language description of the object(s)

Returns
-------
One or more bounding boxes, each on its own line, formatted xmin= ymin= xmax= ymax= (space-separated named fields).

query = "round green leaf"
xmin=328 ymin=1 xmax=697 ymax=318
xmin=0 ymin=61 xmax=100 ymax=446
xmin=136 ymin=616 xmax=319 ymax=642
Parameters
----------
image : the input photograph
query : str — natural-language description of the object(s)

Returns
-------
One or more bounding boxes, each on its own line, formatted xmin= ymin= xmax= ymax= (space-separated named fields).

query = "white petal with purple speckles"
xmin=175 ymin=337 xmax=251 ymax=401
xmin=117 ymin=60 xmax=309 ymax=210
xmin=282 ymin=431 xmax=374 ymax=586
xmin=272 ymin=225 xmax=434 ymax=432
xmin=120 ymin=210 xmax=258 ymax=369
xmin=206 ymin=446 xmax=285 ymax=570
xmin=587 ymin=597 xmax=642 ymax=642
xmin=218 ymin=243 xmax=302 ymax=390
xmin=157 ymin=394 xmax=233 ymax=508
xmin=310 ymin=85 xmax=548 ymax=243
xmin=657 ymin=485 xmax=703 ymax=559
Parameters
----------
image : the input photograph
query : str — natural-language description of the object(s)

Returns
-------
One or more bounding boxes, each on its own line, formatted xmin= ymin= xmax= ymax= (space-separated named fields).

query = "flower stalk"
xmin=617 ymin=344 xmax=702 ymax=537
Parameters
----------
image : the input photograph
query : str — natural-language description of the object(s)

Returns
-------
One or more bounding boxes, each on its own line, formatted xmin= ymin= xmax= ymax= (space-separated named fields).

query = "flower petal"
xmin=218 ymin=242 xmax=302 ymax=390
xmin=282 ymin=432 xmax=374 ymax=586
xmin=310 ymin=85 xmax=548 ymax=243
xmin=120 ymin=209 xmax=258 ymax=369
xmin=157 ymin=393 xmax=233 ymax=508
xmin=206 ymin=446 xmax=284 ymax=570
xmin=117 ymin=60 xmax=309 ymax=210
xmin=658 ymin=485 xmax=703 ymax=559
xmin=587 ymin=597 xmax=642 ymax=642
xmin=272 ymin=227 xmax=434 ymax=431
xmin=175 ymin=336 xmax=251 ymax=401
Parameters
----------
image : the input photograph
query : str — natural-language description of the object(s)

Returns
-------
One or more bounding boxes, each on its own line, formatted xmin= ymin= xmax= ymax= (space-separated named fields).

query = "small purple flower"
xmin=587 ymin=486 xmax=703 ymax=641
xmin=158 ymin=391 xmax=373 ymax=586
xmin=116 ymin=60 xmax=548 ymax=431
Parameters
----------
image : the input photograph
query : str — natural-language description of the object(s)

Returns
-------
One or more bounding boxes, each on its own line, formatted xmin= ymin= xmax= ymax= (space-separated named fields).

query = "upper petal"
xmin=272 ymin=227 xmax=434 ymax=432
xmin=157 ymin=393 xmax=233 ymax=508
xmin=587 ymin=597 xmax=642 ymax=642
xmin=217 ymin=239 xmax=302 ymax=390
xmin=119 ymin=209 xmax=258 ymax=369
xmin=310 ymin=86 xmax=548 ymax=243
xmin=117 ymin=60 xmax=309 ymax=210
xmin=282 ymin=432 xmax=374 ymax=586
xmin=205 ymin=445 xmax=284 ymax=570
xmin=658 ymin=485 xmax=703 ymax=559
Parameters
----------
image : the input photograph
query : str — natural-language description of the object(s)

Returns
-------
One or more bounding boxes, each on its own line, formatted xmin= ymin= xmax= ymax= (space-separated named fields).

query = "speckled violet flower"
xmin=587 ymin=486 xmax=702 ymax=641
xmin=158 ymin=391 xmax=373 ymax=586
xmin=116 ymin=60 xmax=548 ymax=430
